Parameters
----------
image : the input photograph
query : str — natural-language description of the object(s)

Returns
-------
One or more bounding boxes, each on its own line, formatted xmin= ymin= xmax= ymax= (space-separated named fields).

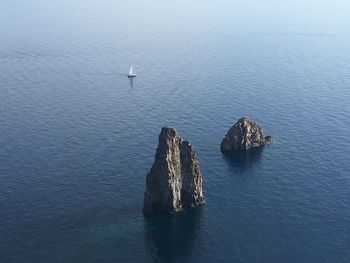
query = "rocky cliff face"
xmin=220 ymin=117 xmax=272 ymax=152
xmin=143 ymin=127 xmax=205 ymax=215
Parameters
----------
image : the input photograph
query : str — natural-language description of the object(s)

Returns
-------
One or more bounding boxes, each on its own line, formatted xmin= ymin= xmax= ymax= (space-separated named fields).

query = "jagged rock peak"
xmin=143 ymin=127 xmax=205 ymax=215
xmin=220 ymin=117 xmax=272 ymax=152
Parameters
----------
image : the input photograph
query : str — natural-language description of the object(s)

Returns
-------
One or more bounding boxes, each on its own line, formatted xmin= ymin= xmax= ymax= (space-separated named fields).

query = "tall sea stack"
xmin=221 ymin=117 xmax=272 ymax=152
xmin=143 ymin=127 xmax=205 ymax=215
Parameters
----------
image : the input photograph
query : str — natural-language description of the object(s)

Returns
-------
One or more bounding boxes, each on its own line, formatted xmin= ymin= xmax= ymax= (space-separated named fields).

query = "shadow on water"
xmin=222 ymin=146 xmax=264 ymax=170
xmin=129 ymin=77 xmax=134 ymax=88
xmin=143 ymin=207 xmax=202 ymax=263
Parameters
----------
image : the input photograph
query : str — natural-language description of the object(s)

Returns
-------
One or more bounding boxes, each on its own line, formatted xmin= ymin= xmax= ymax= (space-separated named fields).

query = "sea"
xmin=1 ymin=0 xmax=350 ymax=262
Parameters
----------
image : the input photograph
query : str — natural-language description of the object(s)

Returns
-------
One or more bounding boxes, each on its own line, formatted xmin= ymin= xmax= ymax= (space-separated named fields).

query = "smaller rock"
xmin=220 ymin=117 xmax=272 ymax=152
xmin=264 ymin=136 xmax=273 ymax=145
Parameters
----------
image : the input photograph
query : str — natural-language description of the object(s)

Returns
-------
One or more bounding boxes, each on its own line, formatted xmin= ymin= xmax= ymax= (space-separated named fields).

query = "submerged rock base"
xmin=143 ymin=127 xmax=205 ymax=215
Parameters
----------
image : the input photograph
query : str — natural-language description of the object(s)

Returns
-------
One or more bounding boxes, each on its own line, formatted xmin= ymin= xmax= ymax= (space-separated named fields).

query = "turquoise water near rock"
xmin=1 ymin=0 xmax=350 ymax=262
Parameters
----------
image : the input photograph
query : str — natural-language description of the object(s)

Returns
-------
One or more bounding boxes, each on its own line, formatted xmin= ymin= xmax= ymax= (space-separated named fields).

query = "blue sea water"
xmin=1 ymin=0 xmax=350 ymax=262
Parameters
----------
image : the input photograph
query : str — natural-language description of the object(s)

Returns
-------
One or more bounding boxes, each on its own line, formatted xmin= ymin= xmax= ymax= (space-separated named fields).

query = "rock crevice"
xmin=143 ymin=127 xmax=205 ymax=214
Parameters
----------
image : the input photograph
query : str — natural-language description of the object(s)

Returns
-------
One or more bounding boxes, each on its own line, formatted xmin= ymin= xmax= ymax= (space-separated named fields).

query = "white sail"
xmin=128 ymin=65 xmax=136 ymax=77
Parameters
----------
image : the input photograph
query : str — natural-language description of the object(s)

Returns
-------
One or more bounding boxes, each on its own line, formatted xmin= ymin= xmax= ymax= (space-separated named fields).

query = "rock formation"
xmin=220 ymin=117 xmax=272 ymax=152
xmin=143 ymin=127 xmax=205 ymax=215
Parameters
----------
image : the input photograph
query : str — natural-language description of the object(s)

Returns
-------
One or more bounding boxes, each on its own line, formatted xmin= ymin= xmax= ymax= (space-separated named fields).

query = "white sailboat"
xmin=127 ymin=65 xmax=136 ymax=78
